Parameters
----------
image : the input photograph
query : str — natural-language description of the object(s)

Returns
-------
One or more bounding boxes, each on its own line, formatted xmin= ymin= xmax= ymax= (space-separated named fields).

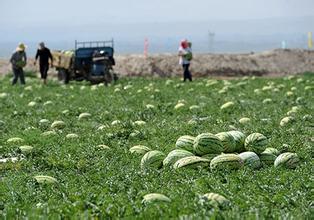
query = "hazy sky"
xmin=0 ymin=0 xmax=313 ymax=26
xmin=0 ymin=0 xmax=313 ymax=56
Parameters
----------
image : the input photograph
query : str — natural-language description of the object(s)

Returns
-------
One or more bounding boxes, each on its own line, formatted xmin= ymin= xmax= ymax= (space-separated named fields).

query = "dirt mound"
xmin=1 ymin=49 xmax=313 ymax=77
xmin=114 ymin=49 xmax=314 ymax=77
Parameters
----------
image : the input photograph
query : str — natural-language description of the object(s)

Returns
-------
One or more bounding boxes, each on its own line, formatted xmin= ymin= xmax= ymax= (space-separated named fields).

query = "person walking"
xmin=178 ymin=39 xmax=193 ymax=82
xmin=34 ymin=42 xmax=53 ymax=84
xmin=10 ymin=43 xmax=27 ymax=85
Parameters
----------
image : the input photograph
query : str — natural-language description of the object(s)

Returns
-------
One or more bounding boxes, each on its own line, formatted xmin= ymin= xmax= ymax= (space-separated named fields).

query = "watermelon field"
xmin=0 ymin=73 xmax=313 ymax=219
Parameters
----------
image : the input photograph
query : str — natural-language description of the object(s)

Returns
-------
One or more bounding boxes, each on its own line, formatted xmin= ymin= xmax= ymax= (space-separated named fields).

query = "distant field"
xmin=0 ymin=74 xmax=313 ymax=219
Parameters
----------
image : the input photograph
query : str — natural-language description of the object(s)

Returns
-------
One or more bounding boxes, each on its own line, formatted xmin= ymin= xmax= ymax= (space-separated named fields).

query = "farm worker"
xmin=10 ymin=43 xmax=27 ymax=85
xmin=178 ymin=39 xmax=193 ymax=82
xmin=34 ymin=42 xmax=53 ymax=85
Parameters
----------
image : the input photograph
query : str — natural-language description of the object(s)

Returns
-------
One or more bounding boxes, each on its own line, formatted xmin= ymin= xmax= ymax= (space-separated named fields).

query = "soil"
xmin=1 ymin=49 xmax=313 ymax=78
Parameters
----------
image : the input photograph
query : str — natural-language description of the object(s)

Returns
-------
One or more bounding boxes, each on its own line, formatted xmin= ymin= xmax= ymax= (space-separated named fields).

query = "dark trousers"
xmin=12 ymin=68 xmax=25 ymax=85
xmin=183 ymin=64 xmax=192 ymax=81
xmin=40 ymin=63 xmax=49 ymax=79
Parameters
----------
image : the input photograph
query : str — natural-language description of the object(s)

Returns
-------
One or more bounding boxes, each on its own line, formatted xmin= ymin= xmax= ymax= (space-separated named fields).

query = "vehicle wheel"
xmin=104 ymin=72 xmax=113 ymax=85
xmin=113 ymin=71 xmax=118 ymax=82
xmin=57 ymin=69 xmax=65 ymax=81
xmin=58 ymin=69 xmax=70 ymax=84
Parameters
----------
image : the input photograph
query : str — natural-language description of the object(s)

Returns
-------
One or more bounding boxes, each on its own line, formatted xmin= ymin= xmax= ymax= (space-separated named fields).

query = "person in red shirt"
xmin=178 ymin=39 xmax=193 ymax=82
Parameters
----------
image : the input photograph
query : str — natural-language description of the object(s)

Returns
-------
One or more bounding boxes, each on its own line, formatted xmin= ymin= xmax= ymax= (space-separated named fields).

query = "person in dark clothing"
xmin=10 ymin=43 xmax=27 ymax=85
xmin=34 ymin=42 xmax=53 ymax=84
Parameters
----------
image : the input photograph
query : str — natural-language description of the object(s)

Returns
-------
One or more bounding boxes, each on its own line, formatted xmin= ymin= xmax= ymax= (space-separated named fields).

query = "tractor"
xmin=52 ymin=40 xmax=117 ymax=84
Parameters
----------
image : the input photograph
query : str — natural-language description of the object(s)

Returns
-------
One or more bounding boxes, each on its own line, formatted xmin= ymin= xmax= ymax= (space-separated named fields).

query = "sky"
xmin=0 ymin=0 xmax=313 ymax=56
xmin=0 ymin=0 xmax=313 ymax=25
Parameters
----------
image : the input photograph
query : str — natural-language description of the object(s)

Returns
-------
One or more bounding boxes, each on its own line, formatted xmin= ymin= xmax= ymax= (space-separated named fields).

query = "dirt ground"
xmin=1 ymin=49 xmax=313 ymax=78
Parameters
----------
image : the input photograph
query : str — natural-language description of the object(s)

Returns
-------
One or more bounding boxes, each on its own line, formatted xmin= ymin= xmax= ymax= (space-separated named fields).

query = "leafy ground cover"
xmin=0 ymin=73 xmax=313 ymax=219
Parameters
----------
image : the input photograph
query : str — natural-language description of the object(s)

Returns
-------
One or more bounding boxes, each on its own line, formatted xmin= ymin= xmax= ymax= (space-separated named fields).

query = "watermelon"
xmin=201 ymin=193 xmax=230 ymax=208
xmin=201 ymin=154 xmax=219 ymax=161
xmin=239 ymin=117 xmax=251 ymax=124
xmin=19 ymin=145 xmax=33 ymax=154
xmin=140 ymin=150 xmax=165 ymax=169
xmin=146 ymin=104 xmax=155 ymax=109
xmin=262 ymin=98 xmax=272 ymax=104
xmin=43 ymin=101 xmax=53 ymax=106
xmin=111 ymin=120 xmax=121 ymax=126
xmin=51 ymin=121 xmax=66 ymax=129
xmin=239 ymin=152 xmax=261 ymax=169
xmin=41 ymin=131 xmax=57 ymax=136
xmin=260 ymin=147 xmax=280 ymax=165
xmin=189 ymin=105 xmax=200 ymax=111
xmin=188 ymin=119 xmax=198 ymax=125
xmin=163 ymin=149 xmax=194 ymax=167
xmin=193 ymin=133 xmax=223 ymax=156
xmin=142 ymin=193 xmax=171 ymax=204
xmin=210 ymin=154 xmax=243 ymax=171
xmin=134 ymin=120 xmax=146 ymax=126
xmin=34 ymin=175 xmax=58 ymax=184
xmin=220 ymin=101 xmax=235 ymax=110
xmin=78 ymin=112 xmax=91 ymax=120
xmin=274 ymin=153 xmax=300 ymax=169
xmin=244 ymin=133 xmax=268 ymax=154
xmin=129 ymin=130 xmax=141 ymax=138
xmin=129 ymin=145 xmax=151 ymax=155
xmin=175 ymin=135 xmax=195 ymax=152
xmin=260 ymin=152 xmax=277 ymax=165
xmin=39 ymin=119 xmax=50 ymax=125
xmin=263 ymin=147 xmax=280 ymax=156
xmin=0 ymin=93 xmax=8 ymax=98
xmin=7 ymin=137 xmax=24 ymax=144
xmin=66 ymin=133 xmax=79 ymax=139
xmin=174 ymin=103 xmax=185 ymax=110
xmin=280 ymin=116 xmax=294 ymax=127
xmin=215 ymin=132 xmax=237 ymax=153
xmin=16 ymin=60 xmax=26 ymax=68
xmin=227 ymin=130 xmax=246 ymax=152
xmin=173 ymin=156 xmax=210 ymax=169
xmin=28 ymin=101 xmax=37 ymax=107
xmin=96 ymin=145 xmax=110 ymax=150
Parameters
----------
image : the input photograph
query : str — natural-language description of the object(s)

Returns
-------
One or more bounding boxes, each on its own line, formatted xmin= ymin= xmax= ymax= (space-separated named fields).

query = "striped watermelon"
xmin=239 ymin=117 xmax=251 ymax=125
xmin=7 ymin=137 xmax=24 ymax=144
xmin=274 ymin=152 xmax=300 ymax=169
xmin=142 ymin=193 xmax=171 ymax=204
xmin=19 ymin=145 xmax=34 ymax=154
xmin=129 ymin=145 xmax=151 ymax=155
xmin=201 ymin=154 xmax=219 ymax=161
xmin=280 ymin=116 xmax=294 ymax=127
xmin=226 ymin=130 xmax=246 ymax=152
xmin=239 ymin=152 xmax=261 ymax=169
xmin=175 ymin=135 xmax=195 ymax=152
xmin=173 ymin=156 xmax=210 ymax=169
xmin=193 ymin=133 xmax=224 ymax=156
xmin=34 ymin=175 xmax=58 ymax=184
xmin=210 ymin=154 xmax=244 ymax=171
xmin=244 ymin=133 xmax=268 ymax=154
xmin=163 ymin=149 xmax=194 ymax=167
xmin=220 ymin=101 xmax=235 ymax=110
xmin=51 ymin=120 xmax=66 ymax=129
xmin=141 ymin=150 xmax=165 ymax=169
xmin=260 ymin=148 xmax=279 ymax=165
xmin=201 ymin=193 xmax=230 ymax=208
xmin=263 ymin=147 xmax=280 ymax=156
xmin=215 ymin=132 xmax=237 ymax=153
